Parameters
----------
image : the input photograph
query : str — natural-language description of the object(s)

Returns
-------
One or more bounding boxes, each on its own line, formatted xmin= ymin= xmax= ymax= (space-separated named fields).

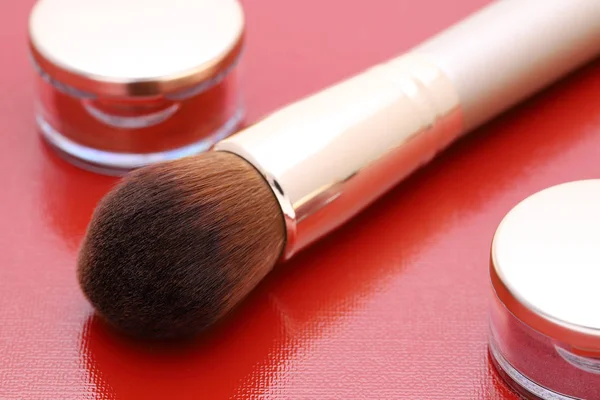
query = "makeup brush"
xmin=78 ymin=0 xmax=600 ymax=339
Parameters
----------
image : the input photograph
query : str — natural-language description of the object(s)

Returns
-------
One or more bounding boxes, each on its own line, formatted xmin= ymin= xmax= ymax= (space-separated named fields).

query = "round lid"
xmin=29 ymin=0 xmax=244 ymax=97
xmin=492 ymin=179 xmax=600 ymax=351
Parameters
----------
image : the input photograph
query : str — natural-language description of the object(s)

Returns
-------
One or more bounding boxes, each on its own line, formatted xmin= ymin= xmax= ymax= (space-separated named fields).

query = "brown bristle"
xmin=77 ymin=151 xmax=286 ymax=339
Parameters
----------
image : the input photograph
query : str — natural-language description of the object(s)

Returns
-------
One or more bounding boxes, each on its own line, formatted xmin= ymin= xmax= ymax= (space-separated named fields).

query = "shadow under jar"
xmin=29 ymin=0 xmax=245 ymax=175
xmin=489 ymin=180 xmax=600 ymax=400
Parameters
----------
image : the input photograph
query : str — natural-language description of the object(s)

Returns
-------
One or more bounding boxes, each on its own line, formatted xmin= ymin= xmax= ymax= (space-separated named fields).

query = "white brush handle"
xmin=217 ymin=0 xmax=600 ymax=259
xmin=415 ymin=0 xmax=600 ymax=130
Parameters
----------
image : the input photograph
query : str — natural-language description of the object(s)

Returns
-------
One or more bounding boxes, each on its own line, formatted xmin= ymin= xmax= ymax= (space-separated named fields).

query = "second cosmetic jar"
xmin=29 ymin=0 xmax=245 ymax=174
xmin=489 ymin=179 xmax=600 ymax=399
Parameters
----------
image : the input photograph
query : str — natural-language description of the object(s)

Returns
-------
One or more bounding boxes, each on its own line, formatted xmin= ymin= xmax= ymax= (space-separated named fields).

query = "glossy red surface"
xmin=2 ymin=0 xmax=600 ymax=398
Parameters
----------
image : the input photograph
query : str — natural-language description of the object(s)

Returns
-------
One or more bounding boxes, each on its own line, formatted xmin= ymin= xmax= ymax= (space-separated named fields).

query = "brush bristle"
xmin=77 ymin=151 xmax=286 ymax=339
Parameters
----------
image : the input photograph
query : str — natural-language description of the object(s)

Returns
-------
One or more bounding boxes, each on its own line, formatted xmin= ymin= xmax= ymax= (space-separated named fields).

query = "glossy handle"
xmin=415 ymin=0 xmax=600 ymax=130
xmin=216 ymin=0 xmax=600 ymax=259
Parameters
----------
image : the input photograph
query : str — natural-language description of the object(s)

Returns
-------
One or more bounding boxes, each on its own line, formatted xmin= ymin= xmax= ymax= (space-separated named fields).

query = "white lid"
xmin=29 ymin=0 xmax=244 ymax=96
xmin=492 ymin=179 xmax=600 ymax=349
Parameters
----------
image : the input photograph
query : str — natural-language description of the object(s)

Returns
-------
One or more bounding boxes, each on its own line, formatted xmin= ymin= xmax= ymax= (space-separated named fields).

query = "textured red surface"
xmin=2 ymin=0 xmax=600 ymax=398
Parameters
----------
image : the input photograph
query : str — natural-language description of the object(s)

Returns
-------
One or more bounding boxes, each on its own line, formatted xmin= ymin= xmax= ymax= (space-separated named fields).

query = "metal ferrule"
xmin=215 ymin=53 xmax=462 ymax=260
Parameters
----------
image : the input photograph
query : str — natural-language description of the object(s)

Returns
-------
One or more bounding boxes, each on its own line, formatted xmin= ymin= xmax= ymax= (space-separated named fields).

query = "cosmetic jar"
xmin=489 ymin=180 xmax=600 ymax=399
xmin=29 ymin=0 xmax=245 ymax=174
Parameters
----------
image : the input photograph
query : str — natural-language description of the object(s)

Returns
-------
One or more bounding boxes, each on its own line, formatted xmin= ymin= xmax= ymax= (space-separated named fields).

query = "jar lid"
xmin=29 ymin=0 xmax=244 ymax=97
xmin=491 ymin=180 xmax=600 ymax=353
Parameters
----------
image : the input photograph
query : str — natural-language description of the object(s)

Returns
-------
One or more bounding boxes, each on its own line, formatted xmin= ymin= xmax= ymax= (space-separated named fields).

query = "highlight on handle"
xmin=216 ymin=53 xmax=463 ymax=259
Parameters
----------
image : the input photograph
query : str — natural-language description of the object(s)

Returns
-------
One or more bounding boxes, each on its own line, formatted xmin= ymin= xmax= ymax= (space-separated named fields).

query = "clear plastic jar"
xmin=489 ymin=180 xmax=600 ymax=399
xmin=29 ymin=0 xmax=245 ymax=175
xmin=489 ymin=293 xmax=600 ymax=399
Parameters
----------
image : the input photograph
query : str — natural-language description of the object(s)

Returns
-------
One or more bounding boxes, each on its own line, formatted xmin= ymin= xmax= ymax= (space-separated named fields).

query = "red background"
xmin=2 ymin=0 xmax=600 ymax=398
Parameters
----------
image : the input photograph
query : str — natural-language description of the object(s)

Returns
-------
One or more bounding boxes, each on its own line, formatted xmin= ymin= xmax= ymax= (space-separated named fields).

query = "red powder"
xmin=490 ymin=293 xmax=600 ymax=399
xmin=36 ymin=71 xmax=241 ymax=154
